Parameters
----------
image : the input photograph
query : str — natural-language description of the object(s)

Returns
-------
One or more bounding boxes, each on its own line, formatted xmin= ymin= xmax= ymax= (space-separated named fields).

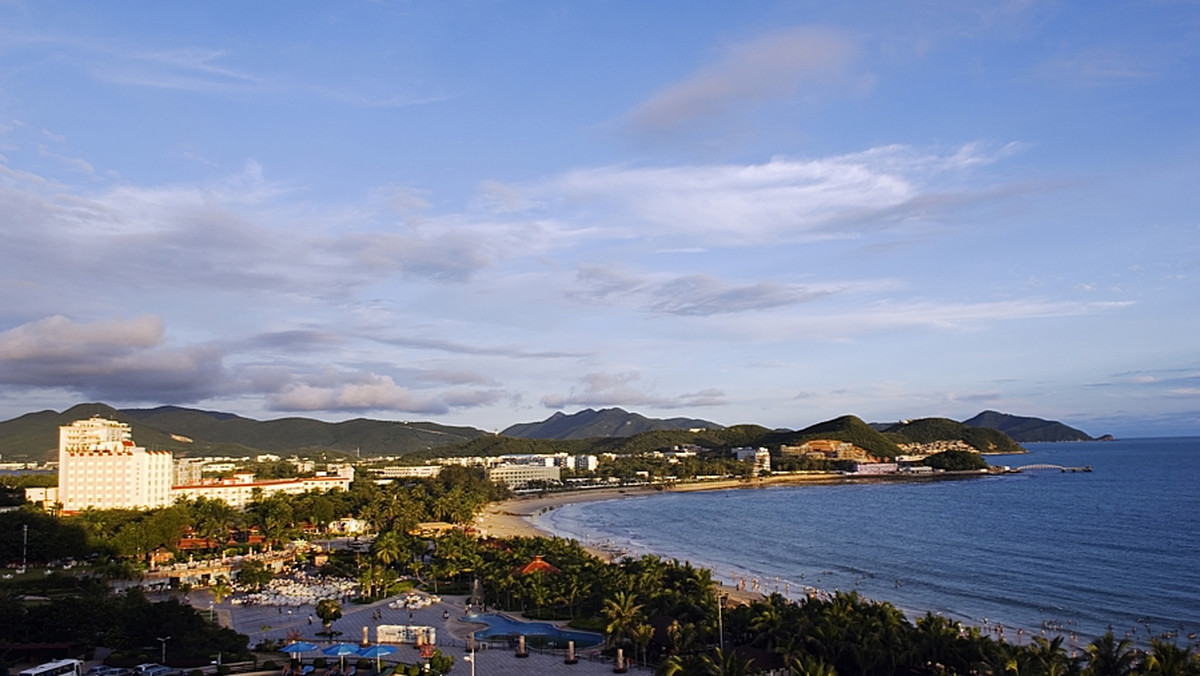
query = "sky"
xmin=1 ymin=1 xmax=1198 ymax=438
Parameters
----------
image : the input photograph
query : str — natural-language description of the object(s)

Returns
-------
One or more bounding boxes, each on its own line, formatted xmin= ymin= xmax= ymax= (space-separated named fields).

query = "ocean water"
xmin=535 ymin=438 xmax=1200 ymax=646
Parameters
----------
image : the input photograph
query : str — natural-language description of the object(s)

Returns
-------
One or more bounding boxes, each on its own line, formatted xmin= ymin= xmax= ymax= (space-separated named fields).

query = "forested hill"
xmin=962 ymin=410 xmax=1094 ymax=442
xmin=0 ymin=403 xmax=485 ymax=461
xmin=881 ymin=417 xmax=1025 ymax=453
xmin=501 ymin=407 xmax=723 ymax=439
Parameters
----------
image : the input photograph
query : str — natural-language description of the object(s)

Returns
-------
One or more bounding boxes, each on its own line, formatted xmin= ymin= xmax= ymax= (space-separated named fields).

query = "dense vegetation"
xmin=922 ymin=450 xmax=990 ymax=472
xmin=410 ymin=534 xmax=1197 ymax=676
xmin=0 ymin=584 xmax=249 ymax=668
xmin=883 ymin=418 xmax=1024 ymax=453
xmin=963 ymin=410 xmax=1094 ymax=443
xmin=0 ymin=468 xmax=505 ymax=571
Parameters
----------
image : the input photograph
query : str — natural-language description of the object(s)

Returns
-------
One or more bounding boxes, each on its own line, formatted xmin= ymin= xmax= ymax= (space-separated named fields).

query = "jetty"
xmin=1013 ymin=464 xmax=1092 ymax=473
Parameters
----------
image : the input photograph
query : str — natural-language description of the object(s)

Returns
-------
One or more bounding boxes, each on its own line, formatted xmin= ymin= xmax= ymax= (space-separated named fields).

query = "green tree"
xmin=237 ymin=559 xmax=273 ymax=591
xmin=210 ymin=576 xmax=233 ymax=604
xmin=1085 ymin=631 xmax=1140 ymax=676
xmin=1143 ymin=639 xmax=1198 ymax=676
xmin=316 ymin=598 xmax=343 ymax=634
xmin=602 ymin=591 xmax=644 ymax=650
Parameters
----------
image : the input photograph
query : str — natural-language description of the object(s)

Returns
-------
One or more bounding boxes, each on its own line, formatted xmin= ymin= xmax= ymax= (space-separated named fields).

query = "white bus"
xmin=19 ymin=660 xmax=83 ymax=676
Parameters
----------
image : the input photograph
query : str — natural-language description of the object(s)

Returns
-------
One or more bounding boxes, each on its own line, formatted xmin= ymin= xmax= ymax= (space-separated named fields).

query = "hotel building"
xmin=58 ymin=417 xmax=174 ymax=511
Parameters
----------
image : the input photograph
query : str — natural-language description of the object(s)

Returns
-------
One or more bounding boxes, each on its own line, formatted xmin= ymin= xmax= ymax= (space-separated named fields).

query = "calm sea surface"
xmin=535 ymin=438 xmax=1200 ymax=645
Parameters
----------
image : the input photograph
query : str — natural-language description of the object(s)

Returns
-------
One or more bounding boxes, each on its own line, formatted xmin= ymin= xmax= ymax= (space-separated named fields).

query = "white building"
xmin=570 ymin=455 xmax=599 ymax=472
xmin=58 ymin=417 xmax=174 ymax=512
xmin=486 ymin=463 xmax=561 ymax=488
xmin=733 ymin=446 xmax=772 ymax=475
xmin=171 ymin=464 xmax=355 ymax=509
xmin=375 ymin=465 xmax=443 ymax=479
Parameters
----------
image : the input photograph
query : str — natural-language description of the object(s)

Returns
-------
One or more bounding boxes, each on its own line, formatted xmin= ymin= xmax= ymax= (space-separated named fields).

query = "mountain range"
xmin=0 ymin=403 xmax=1093 ymax=463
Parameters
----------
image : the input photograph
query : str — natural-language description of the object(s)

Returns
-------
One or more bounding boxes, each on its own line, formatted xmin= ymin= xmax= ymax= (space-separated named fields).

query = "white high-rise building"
xmin=58 ymin=417 xmax=174 ymax=512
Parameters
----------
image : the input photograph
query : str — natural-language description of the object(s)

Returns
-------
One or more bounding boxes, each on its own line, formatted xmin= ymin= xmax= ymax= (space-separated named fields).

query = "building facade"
xmin=171 ymin=465 xmax=355 ymax=509
xmin=486 ymin=463 xmax=561 ymax=488
xmin=58 ymin=417 xmax=174 ymax=511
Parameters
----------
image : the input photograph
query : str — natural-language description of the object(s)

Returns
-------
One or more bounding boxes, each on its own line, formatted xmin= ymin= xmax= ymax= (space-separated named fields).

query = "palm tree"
xmin=790 ymin=654 xmax=838 ymax=676
xmin=1028 ymin=636 xmax=1071 ymax=676
xmin=704 ymin=647 xmax=755 ymax=676
xmin=1085 ymin=631 xmax=1140 ymax=676
xmin=1143 ymin=639 xmax=1198 ymax=676
xmin=602 ymin=591 xmax=645 ymax=650
xmin=210 ymin=576 xmax=233 ymax=604
xmin=631 ymin=622 xmax=655 ymax=667
xmin=371 ymin=530 xmax=405 ymax=569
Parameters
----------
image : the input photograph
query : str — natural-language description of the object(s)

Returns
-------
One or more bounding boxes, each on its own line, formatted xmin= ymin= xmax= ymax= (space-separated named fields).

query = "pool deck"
xmin=200 ymin=588 xmax=650 ymax=675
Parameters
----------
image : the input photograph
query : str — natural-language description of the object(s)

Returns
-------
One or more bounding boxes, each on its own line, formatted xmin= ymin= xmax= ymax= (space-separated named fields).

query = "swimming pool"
xmin=464 ymin=612 xmax=603 ymax=649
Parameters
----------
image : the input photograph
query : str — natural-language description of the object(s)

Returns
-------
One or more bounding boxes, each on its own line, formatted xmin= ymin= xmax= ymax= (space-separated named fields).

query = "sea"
xmin=534 ymin=438 xmax=1200 ymax=648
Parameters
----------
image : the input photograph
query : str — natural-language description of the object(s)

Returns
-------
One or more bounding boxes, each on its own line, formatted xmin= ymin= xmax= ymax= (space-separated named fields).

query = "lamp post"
xmin=157 ymin=636 xmax=171 ymax=665
xmin=20 ymin=524 xmax=28 ymax=574
xmin=463 ymin=653 xmax=475 ymax=676
xmin=716 ymin=593 xmax=727 ymax=654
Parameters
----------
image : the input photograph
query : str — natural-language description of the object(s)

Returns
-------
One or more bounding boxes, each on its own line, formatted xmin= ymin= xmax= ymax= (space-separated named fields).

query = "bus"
xmin=18 ymin=660 xmax=83 ymax=676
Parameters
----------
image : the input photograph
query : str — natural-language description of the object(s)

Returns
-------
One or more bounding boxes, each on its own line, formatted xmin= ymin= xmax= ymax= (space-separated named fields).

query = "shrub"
xmin=261 ymin=661 xmax=276 ymax=670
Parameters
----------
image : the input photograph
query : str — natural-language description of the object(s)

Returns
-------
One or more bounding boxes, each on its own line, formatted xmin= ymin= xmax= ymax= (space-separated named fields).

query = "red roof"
xmin=514 ymin=555 xmax=560 ymax=575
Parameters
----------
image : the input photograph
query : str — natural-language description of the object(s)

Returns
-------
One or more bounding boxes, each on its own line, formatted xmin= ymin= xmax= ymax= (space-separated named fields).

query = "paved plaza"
xmin=201 ymin=588 xmax=650 ymax=676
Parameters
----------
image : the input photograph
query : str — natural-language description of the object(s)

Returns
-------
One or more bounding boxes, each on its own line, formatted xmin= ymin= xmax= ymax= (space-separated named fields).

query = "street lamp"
xmin=463 ymin=653 xmax=475 ymax=676
xmin=716 ymin=593 xmax=727 ymax=653
xmin=157 ymin=636 xmax=171 ymax=664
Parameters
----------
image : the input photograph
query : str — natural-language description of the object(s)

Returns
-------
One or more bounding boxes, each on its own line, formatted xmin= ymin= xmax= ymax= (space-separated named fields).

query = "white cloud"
xmin=0 ymin=314 xmax=162 ymax=360
xmin=0 ymin=315 xmax=228 ymax=402
xmin=521 ymin=145 xmax=1010 ymax=246
xmin=264 ymin=369 xmax=505 ymax=414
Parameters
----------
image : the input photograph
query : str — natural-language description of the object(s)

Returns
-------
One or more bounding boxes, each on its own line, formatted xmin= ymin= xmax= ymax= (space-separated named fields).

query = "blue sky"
xmin=1 ymin=1 xmax=1198 ymax=437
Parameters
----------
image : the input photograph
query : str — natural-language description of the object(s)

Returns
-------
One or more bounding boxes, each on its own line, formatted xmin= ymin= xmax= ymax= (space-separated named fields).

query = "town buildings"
xmin=51 ymin=416 xmax=354 ymax=512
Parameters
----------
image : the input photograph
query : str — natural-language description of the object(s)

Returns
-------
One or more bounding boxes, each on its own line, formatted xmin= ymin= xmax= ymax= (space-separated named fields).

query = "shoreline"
xmin=474 ymin=470 xmax=994 ymax=607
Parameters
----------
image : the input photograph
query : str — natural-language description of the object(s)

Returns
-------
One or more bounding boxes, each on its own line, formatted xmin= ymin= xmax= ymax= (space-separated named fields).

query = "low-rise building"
xmin=486 ymin=463 xmax=561 ymax=488
xmin=171 ymin=464 xmax=355 ymax=509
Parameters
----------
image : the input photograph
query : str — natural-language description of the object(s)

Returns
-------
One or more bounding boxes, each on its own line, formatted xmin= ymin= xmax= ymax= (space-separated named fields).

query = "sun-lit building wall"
xmin=58 ymin=417 xmax=174 ymax=511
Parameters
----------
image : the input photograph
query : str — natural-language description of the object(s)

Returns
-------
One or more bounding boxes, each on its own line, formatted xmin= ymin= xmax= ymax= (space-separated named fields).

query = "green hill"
xmin=962 ymin=410 xmax=1092 ymax=442
xmin=0 ymin=403 xmax=486 ymax=462
xmin=777 ymin=415 xmax=905 ymax=459
xmin=501 ymin=407 xmax=724 ymax=439
xmin=883 ymin=417 xmax=1024 ymax=453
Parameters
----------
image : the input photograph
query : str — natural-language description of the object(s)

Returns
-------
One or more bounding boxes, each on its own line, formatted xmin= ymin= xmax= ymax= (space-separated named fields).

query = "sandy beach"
xmin=473 ymin=474 xmax=850 ymax=606
xmin=474 ymin=473 xmax=853 ymax=542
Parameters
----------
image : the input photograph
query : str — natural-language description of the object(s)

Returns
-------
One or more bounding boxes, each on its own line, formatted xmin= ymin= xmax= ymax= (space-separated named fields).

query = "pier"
xmin=1014 ymin=464 xmax=1092 ymax=473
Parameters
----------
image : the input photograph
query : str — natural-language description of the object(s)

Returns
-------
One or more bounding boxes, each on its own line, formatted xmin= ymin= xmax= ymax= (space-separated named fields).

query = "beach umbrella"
xmin=280 ymin=641 xmax=319 ymax=655
xmin=357 ymin=645 xmax=396 ymax=671
xmin=322 ymin=642 xmax=361 ymax=671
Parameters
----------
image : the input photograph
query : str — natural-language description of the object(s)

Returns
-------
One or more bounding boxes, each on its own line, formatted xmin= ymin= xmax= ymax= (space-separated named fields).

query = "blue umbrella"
xmin=357 ymin=645 xmax=396 ymax=670
xmin=322 ymin=643 xmax=361 ymax=671
xmin=281 ymin=642 xmax=319 ymax=655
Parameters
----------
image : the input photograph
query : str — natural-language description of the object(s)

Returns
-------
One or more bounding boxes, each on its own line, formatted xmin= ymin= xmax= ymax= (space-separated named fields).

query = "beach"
xmin=473 ymin=475 xmax=849 ymax=606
